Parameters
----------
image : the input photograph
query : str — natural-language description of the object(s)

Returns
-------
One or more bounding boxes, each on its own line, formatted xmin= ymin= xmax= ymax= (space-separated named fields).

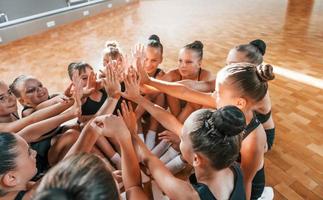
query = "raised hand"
xmin=120 ymin=69 xmax=142 ymax=102
xmin=103 ymin=61 xmax=121 ymax=99
xmin=71 ymin=71 xmax=83 ymax=117
xmin=82 ymin=71 xmax=97 ymax=98
xmin=64 ymin=82 xmax=74 ymax=97
xmin=132 ymin=44 xmax=150 ymax=85
xmin=117 ymin=101 xmax=138 ymax=135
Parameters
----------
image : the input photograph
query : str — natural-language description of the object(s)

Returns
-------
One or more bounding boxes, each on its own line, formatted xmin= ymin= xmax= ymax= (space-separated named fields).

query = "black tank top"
xmin=189 ymin=163 xmax=246 ymax=200
xmin=15 ymin=190 xmax=27 ymax=200
xmin=82 ymin=89 xmax=108 ymax=115
xmin=153 ymin=68 xmax=162 ymax=78
xmin=11 ymin=113 xmax=20 ymax=120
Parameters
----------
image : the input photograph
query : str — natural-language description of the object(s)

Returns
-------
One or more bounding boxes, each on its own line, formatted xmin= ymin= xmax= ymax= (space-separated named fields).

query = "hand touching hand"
xmin=103 ymin=61 xmax=121 ymax=99
xmin=91 ymin=114 xmax=131 ymax=141
xmin=117 ymin=101 xmax=138 ymax=135
xmin=121 ymin=69 xmax=142 ymax=102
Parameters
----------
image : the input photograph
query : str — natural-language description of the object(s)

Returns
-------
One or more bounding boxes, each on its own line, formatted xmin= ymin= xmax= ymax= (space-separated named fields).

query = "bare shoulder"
xmin=162 ymin=68 xmax=181 ymax=81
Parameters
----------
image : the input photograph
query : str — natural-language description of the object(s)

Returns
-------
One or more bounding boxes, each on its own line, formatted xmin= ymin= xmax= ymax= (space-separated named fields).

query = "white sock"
xmin=160 ymin=147 xmax=179 ymax=164
xmin=145 ymin=130 xmax=156 ymax=150
xmin=138 ymin=133 xmax=145 ymax=142
xmin=166 ymin=155 xmax=186 ymax=174
xmin=152 ymin=140 xmax=171 ymax=157
xmin=111 ymin=153 xmax=121 ymax=170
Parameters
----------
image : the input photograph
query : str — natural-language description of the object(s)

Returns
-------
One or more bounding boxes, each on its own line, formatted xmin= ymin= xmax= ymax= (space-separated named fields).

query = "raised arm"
xmin=121 ymin=71 xmax=183 ymax=136
xmin=137 ymin=57 xmax=216 ymax=108
xmin=18 ymin=76 xmax=84 ymax=142
xmin=17 ymin=102 xmax=77 ymax=143
xmin=93 ymin=113 xmax=148 ymax=200
xmin=177 ymin=79 xmax=215 ymax=93
xmin=119 ymin=101 xmax=197 ymax=200
xmin=0 ymin=100 xmax=72 ymax=133
xmin=95 ymin=62 xmax=121 ymax=116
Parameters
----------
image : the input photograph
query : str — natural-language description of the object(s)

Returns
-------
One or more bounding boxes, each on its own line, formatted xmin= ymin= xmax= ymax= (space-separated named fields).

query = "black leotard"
xmin=189 ymin=163 xmax=246 ymax=200
xmin=14 ymin=190 xmax=27 ymax=200
xmin=82 ymin=89 xmax=108 ymax=115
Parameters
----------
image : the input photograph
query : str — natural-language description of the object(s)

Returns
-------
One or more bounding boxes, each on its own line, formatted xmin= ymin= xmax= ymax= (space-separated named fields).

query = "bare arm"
xmin=0 ymin=101 xmax=72 ymax=133
xmin=121 ymin=72 xmax=183 ymax=136
xmin=17 ymin=105 xmax=76 ymax=143
xmin=240 ymin=132 xmax=264 ymax=200
xmin=147 ymin=78 xmax=215 ymax=108
xmin=93 ymin=110 xmax=148 ymax=200
xmin=63 ymin=121 xmax=100 ymax=158
xmin=133 ymin=134 xmax=198 ymax=200
xmin=177 ymin=79 xmax=215 ymax=92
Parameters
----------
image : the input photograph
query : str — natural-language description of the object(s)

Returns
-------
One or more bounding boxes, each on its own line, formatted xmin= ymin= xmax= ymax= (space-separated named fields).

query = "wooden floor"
xmin=0 ymin=0 xmax=323 ymax=199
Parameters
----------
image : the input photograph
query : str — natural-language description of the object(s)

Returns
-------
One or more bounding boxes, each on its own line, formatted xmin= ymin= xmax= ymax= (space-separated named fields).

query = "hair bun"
xmin=250 ymin=39 xmax=266 ymax=55
xmin=191 ymin=40 xmax=204 ymax=50
xmin=148 ymin=34 xmax=161 ymax=43
xmin=212 ymin=106 xmax=246 ymax=137
xmin=105 ymin=41 xmax=119 ymax=48
xmin=256 ymin=64 xmax=275 ymax=82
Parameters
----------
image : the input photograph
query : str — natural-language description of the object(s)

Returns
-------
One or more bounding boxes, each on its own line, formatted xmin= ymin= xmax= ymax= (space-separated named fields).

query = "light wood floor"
xmin=0 ymin=0 xmax=322 ymax=199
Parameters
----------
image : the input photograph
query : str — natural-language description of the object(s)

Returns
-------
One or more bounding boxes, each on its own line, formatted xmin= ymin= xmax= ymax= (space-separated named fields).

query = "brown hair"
xmin=235 ymin=39 xmax=266 ymax=65
xmin=67 ymin=62 xmax=93 ymax=80
xmin=147 ymin=34 xmax=163 ymax=54
xmin=34 ymin=153 xmax=119 ymax=200
xmin=186 ymin=106 xmax=245 ymax=170
xmin=0 ymin=132 xmax=18 ymax=196
xmin=9 ymin=75 xmax=31 ymax=97
xmin=183 ymin=40 xmax=204 ymax=61
xmin=218 ymin=63 xmax=275 ymax=102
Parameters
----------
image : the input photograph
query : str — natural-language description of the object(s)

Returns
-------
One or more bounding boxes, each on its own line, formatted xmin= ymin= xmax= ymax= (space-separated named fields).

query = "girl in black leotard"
xmin=9 ymin=75 xmax=66 ymax=118
xmin=0 ymin=81 xmax=85 ymax=200
xmin=226 ymin=39 xmax=275 ymax=150
xmin=163 ymin=40 xmax=213 ymax=122
xmin=215 ymin=63 xmax=275 ymax=200
xmin=136 ymin=34 xmax=166 ymax=150
xmin=101 ymin=41 xmax=127 ymax=116
xmin=152 ymin=41 xmax=213 ymax=174
xmin=67 ymin=61 xmax=123 ymax=169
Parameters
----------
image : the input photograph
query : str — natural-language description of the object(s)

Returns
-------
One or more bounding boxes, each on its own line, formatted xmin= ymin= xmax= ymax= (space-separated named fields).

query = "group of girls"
xmin=0 ymin=34 xmax=275 ymax=200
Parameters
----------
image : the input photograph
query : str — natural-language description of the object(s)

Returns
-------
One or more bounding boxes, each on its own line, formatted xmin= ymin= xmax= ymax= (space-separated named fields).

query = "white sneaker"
xmin=258 ymin=186 xmax=274 ymax=200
